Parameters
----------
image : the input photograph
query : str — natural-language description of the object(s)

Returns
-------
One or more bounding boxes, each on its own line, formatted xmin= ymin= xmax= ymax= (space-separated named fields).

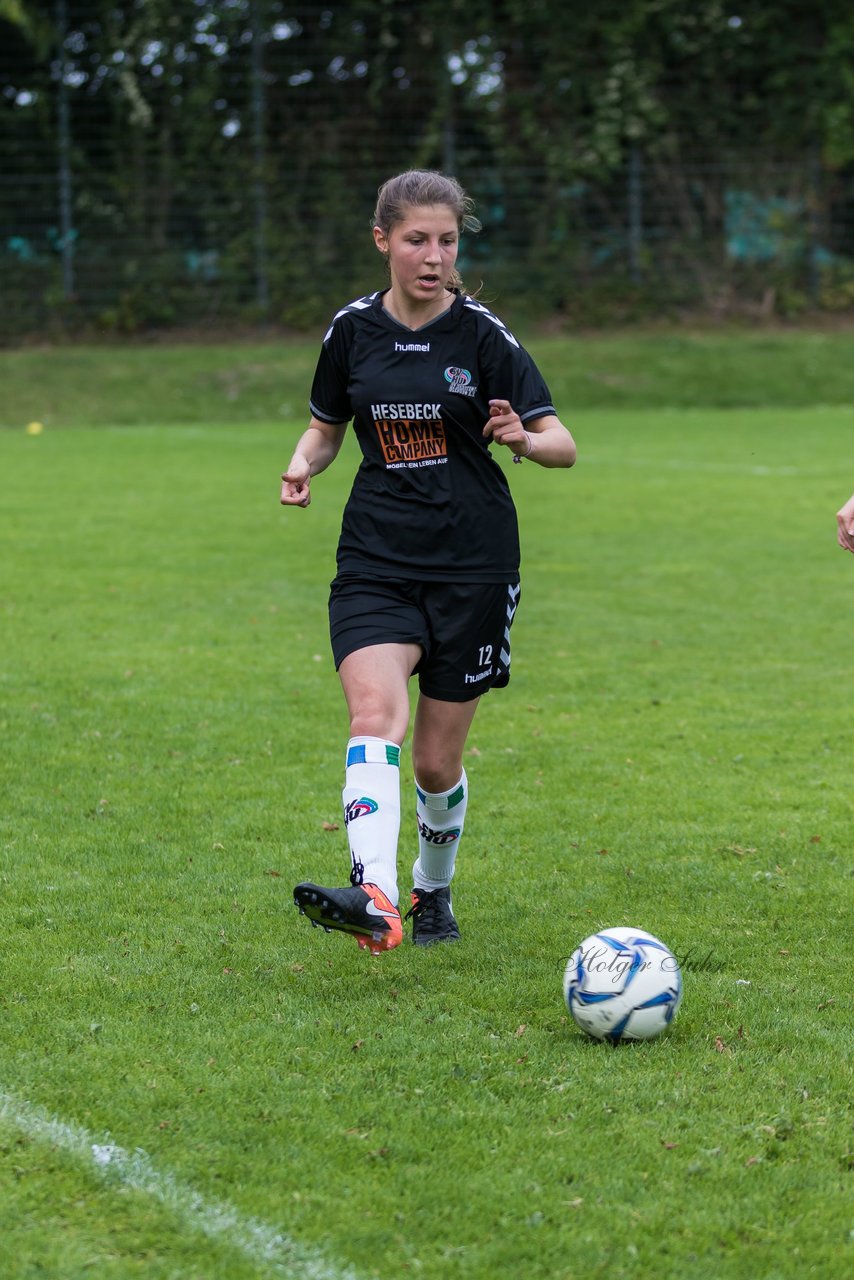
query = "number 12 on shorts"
xmin=478 ymin=645 xmax=493 ymax=666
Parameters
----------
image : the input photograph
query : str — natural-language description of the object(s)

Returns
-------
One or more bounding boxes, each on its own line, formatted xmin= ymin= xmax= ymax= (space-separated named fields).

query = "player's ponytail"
xmin=372 ymin=170 xmax=481 ymax=295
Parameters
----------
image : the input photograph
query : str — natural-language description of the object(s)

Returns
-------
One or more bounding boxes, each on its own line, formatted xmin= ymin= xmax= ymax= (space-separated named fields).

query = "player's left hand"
xmin=483 ymin=400 xmax=528 ymax=457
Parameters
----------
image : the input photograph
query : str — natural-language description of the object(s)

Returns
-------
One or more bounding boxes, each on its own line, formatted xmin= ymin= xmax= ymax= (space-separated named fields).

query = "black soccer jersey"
xmin=309 ymin=290 xmax=556 ymax=582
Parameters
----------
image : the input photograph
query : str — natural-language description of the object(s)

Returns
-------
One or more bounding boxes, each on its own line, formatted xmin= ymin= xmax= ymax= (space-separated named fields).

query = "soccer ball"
xmin=563 ymin=927 xmax=682 ymax=1043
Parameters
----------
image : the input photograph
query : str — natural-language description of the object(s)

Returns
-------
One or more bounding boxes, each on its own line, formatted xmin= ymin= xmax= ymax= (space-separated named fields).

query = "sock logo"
xmin=418 ymin=820 xmax=461 ymax=846
xmin=344 ymin=797 xmax=379 ymax=825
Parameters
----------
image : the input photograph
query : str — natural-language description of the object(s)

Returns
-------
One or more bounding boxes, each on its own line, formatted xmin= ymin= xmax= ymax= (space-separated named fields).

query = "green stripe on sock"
xmin=385 ymin=744 xmax=401 ymax=767
xmin=446 ymin=783 xmax=465 ymax=809
xmin=415 ymin=780 xmax=465 ymax=809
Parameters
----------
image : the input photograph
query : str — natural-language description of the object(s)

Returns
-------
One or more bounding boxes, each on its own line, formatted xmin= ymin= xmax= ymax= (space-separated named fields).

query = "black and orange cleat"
xmin=293 ymin=882 xmax=403 ymax=955
xmin=405 ymin=886 xmax=461 ymax=946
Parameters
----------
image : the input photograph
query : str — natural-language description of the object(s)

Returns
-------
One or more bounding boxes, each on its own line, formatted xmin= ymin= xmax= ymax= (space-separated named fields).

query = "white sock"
xmin=412 ymin=770 xmax=467 ymax=893
xmin=342 ymin=736 xmax=401 ymax=907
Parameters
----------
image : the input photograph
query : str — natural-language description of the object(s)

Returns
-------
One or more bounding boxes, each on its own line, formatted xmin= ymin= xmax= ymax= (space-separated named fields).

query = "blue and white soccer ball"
xmin=563 ymin=927 xmax=683 ymax=1043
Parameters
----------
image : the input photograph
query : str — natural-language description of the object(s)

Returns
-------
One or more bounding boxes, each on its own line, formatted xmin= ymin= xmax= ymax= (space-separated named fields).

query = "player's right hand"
xmin=837 ymin=493 xmax=854 ymax=553
xmin=280 ymin=459 xmax=312 ymax=507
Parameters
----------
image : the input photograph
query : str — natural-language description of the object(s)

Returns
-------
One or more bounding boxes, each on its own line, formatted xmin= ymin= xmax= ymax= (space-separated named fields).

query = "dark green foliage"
xmin=2 ymin=1 xmax=854 ymax=336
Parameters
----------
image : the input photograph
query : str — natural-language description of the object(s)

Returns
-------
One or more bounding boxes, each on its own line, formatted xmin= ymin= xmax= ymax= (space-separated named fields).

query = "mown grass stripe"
xmin=0 ymin=1088 xmax=359 ymax=1280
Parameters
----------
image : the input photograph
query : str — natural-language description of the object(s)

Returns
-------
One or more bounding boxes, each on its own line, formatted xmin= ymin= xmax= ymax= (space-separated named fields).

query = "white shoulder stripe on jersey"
xmin=463 ymin=297 xmax=521 ymax=349
xmin=323 ymin=292 xmax=380 ymax=342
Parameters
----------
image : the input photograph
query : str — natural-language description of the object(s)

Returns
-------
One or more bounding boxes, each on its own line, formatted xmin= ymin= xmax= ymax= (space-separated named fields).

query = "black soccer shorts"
xmin=328 ymin=574 xmax=522 ymax=702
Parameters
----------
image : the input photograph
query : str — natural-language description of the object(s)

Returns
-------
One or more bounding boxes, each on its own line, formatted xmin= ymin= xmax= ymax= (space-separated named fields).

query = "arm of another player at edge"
xmin=523 ymin=415 xmax=578 ymax=468
xmin=837 ymin=491 xmax=854 ymax=553
xmin=280 ymin=416 xmax=348 ymax=507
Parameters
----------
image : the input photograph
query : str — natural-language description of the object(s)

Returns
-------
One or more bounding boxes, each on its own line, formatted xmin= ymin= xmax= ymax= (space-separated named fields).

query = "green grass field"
xmin=1 ymin=333 xmax=853 ymax=1279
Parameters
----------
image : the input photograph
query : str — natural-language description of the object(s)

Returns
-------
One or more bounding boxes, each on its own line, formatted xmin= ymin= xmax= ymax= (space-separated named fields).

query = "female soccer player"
xmin=281 ymin=169 xmax=576 ymax=954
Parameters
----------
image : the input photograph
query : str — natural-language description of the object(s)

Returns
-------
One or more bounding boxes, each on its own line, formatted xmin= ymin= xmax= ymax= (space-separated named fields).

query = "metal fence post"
xmin=807 ymin=142 xmax=822 ymax=304
xmin=440 ymin=37 xmax=456 ymax=176
xmin=56 ymin=0 xmax=74 ymax=299
xmin=251 ymin=0 xmax=270 ymax=319
xmin=628 ymin=144 xmax=643 ymax=283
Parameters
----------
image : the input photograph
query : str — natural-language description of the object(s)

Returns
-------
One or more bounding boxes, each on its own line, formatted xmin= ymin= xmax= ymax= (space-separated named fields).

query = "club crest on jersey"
xmin=344 ymin=796 xmax=379 ymax=825
xmin=444 ymin=366 xmax=478 ymax=398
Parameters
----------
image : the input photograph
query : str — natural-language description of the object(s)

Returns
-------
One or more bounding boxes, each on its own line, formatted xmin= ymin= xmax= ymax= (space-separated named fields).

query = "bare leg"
xmin=411 ymin=692 xmax=480 ymax=792
xmin=338 ymin=642 xmax=422 ymax=744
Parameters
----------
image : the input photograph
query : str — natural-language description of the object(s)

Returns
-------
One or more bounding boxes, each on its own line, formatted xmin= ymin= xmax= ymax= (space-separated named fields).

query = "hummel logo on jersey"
xmin=394 ymin=340 xmax=430 ymax=353
xmin=444 ymin=365 xmax=478 ymax=398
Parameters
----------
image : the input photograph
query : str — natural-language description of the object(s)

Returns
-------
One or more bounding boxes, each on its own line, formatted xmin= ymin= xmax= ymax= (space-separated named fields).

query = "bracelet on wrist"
xmin=512 ymin=431 xmax=534 ymax=464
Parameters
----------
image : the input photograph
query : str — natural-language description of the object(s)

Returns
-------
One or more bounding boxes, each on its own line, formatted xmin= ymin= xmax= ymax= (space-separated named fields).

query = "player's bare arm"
xmin=837 ymin=492 xmax=854 ymax=552
xmin=280 ymin=417 xmax=348 ymax=507
xmin=483 ymin=400 xmax=577 ymax=468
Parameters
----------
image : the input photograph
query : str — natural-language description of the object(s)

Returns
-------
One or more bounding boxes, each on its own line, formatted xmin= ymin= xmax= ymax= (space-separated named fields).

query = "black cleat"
xmin=405 ymin=886 xmax=461 ymax=946
xmin=293 ymin=882 xmax=402 ymax=955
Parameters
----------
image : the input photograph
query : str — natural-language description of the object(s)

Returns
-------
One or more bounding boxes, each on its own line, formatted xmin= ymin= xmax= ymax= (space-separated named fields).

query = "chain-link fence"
xmin=3 ymin=2 xmax=854 ymax=340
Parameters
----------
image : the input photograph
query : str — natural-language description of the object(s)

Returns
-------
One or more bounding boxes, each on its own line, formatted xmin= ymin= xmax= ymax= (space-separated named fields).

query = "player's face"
xmin=374 ymin=205 xmax=459 ymax=308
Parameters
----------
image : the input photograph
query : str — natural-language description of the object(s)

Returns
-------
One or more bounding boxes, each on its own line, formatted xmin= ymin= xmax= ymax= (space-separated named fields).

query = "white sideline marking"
xmin=0 ymin=1088 xmax=358 ymax=1280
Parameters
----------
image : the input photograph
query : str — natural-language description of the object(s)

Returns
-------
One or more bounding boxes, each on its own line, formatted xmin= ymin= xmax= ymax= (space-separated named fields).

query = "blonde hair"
xmin=373 ymin=170 xmax=481 ymax=293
